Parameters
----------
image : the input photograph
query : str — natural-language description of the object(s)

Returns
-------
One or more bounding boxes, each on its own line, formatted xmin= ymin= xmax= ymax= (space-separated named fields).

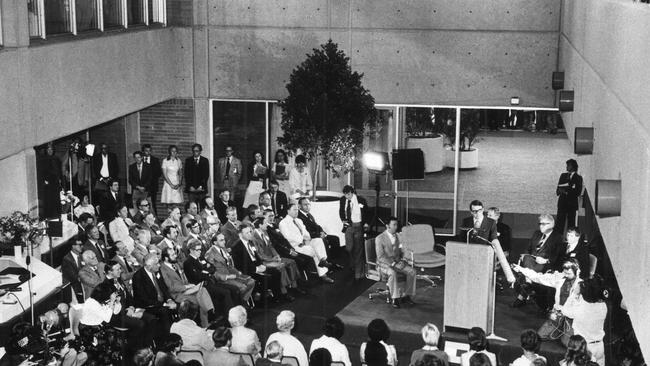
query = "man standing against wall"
xmin=185 ymin=144 xmax=210 ymax=207
xmin=218 ymin=146 xmax=242 ymax=202
xmin=142 ymin=144 xmax=162 ymax=215
xmin=128 ymin=151 xmax=152 ymax=210
xmin=555 ymin=159 xmax=583 ymax=234
xmin=339 ymin=185 xmax=368 ymax=281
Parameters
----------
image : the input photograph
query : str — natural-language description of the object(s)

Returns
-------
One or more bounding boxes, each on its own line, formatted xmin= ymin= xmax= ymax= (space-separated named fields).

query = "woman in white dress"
xmin=161 ymin=145 xmax=183 ymax=204
xmin=288 ymin=154 xmax=312 ymax=202
xmin=243 ymin=151 xmax=268 ymax=208
xmin=271 ymin=149 xmax=292 ymax=197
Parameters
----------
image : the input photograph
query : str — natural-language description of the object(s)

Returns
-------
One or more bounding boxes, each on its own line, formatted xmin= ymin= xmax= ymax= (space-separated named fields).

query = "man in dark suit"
xmin=184 ymin=143 xmax=210 ymax=207
xmin=298 ymin=197 xmax=341 ymax=255
xmin=268 ymin=180 xmax=288 ymax=218
xmin=231 ymin=223 xmax=285 ymax=302
xmin=265 ymin=217 xmax=316 ymax=278
xmin=216 ymin=189 xmax=236 ymax=224
xmin=132 ymin=253 xmax=177 ymax=338
xmin=61 ymin=235 xmax=86 ymax=303
xmin=98 ymin=179 xmax=124 ymax=223
xmin=555 ymin=159 xmax=583 ymax=234
xmin=82 ymin=224 xmax=109 ymax=263
xmin=128 ymin=151 xmax=152 ymax=210
xmin=92 ymin=142 xmax=119 ymax=191
xmin=142 ymin=144 xmax=162 ymax=215
xmin=132 ymin=198 xmax=151 ymax=225
xmin=512 ymin=214 xmax=564 ymax=311
xmin=222 ymin=206 xmax=241 ymax=249
xmin=339 ymin=185 xmax=369 ymax=280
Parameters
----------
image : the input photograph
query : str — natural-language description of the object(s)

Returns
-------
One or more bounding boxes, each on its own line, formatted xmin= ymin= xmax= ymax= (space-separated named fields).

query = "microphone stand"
xmin=26 ymin=253 xmax=35 ymax=326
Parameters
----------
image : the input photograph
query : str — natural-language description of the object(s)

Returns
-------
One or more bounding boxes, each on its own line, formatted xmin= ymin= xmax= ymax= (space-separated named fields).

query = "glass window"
xmin=127 ymin=0 xmax=145 ymax=26
xmin=76 ymin=0 xmax=99 ymax=32
xmin=103 ymin=0 xmax=124 ymax=28
xmin=28 ymin=0 xmax=45 ymax=38
xmin=45 ymin=0 xmax=73 ymax=35
xmin=150 ymin=0 xmax=166 ymax=25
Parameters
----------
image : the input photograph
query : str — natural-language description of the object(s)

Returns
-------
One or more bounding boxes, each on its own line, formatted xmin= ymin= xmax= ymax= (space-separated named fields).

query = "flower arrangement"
xmin=0 ymin=211 xmax=46 ymax=248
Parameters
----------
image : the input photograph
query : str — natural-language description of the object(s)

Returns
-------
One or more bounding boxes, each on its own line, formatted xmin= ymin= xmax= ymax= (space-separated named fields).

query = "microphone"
xmin=25 ymin=255 xmax=31 ymax=266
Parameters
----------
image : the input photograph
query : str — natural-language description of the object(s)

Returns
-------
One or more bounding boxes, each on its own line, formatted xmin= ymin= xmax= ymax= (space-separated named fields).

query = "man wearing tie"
xmin=375 ymin=217 xmax=416 ymax=308
xmin=267 ymin=181 xmax=288 ymax=218
xmin=184 ymin=143 xmax=210 ymax=207
xmin=218 ymin=146 xmax=242 ymax=201
xmin=83 ymin=225 xmax=108 ymax=263
xmin=204 ymin=233 xmax=256 ymax=305
xmin=142 ymin=144 xmax=162 ymax=215
xmin=99 ymin=179 xmax=124 ymax=223
xmin=132 ymin=253 xmax=177 ymax=338
xmin=280 ymin=204 xmax=334 ymax=283
xmin=78 ymin=250 xmax=106 ymax=300
xmin=61 ymin=235 xmax=86 ymax=303
xmin=512 ymin=213 xmax=563 ymax=311
xmin=339 ymin=185 xmax=368 ymax=281
xmin=129 ymin=151 xmax=152 ymax=210
xmin=299 ymin=197 xmax=341 ymax=257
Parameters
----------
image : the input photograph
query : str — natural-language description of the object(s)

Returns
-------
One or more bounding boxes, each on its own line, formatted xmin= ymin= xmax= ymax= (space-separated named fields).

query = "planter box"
xmin=445 ymin=148 xmax=479 ymax=169
xmin=407 ymin=135 xmax=444 ymax=173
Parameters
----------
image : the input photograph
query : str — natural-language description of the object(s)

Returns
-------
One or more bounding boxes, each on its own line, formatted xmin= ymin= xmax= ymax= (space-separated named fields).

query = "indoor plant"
xmin=443 ymin=109 xmax=482 ymax=169
xmin=405 ymin=107 xmax=447 ymax=173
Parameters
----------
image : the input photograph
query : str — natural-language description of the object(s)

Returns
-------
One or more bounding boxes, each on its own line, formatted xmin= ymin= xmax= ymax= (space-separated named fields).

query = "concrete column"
xmin=193 ymin=98 xmax=213 ymax=196
xmin=1 ymin=0 xmax=30 ymax=47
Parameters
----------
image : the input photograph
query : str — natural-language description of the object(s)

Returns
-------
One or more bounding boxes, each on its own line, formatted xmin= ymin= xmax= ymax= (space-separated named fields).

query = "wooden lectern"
xmin=443 ymin=241 xmax=496 ymax=334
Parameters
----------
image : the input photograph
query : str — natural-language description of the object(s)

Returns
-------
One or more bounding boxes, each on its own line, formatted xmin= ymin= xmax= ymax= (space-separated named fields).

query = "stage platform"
xmin=337 ymin=269 xmax=566 ymax=366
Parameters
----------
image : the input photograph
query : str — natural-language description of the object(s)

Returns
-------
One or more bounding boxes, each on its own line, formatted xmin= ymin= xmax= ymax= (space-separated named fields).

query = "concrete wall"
xmin=201 ymin=0 xmax=560 ymax=106
xmin=559 ymin=0 xmax=650 ymax=358
xmin=0 ymin=27 xmax=193 ymax=160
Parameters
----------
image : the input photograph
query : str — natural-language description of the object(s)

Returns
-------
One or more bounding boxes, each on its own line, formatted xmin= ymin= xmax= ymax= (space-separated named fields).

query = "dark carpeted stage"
xmin=336 ymin=268 xmax=566 ymax=366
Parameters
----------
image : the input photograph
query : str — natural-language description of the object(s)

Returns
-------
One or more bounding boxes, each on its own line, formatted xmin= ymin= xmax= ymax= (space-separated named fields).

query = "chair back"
xmin=281 ymin=356 xmax=300 ymax=366
xmin=178 ymin=349 xmax=204 ymax=365
xmin=364 ymin=237 xmax=382 ymax=281
xmin=400 ymin=224 xmax=435 ymax=254
xmin=68 ymin=304 xmax=83 ymax=337
xmin=230 ymin=352 xmax=255 ymax=366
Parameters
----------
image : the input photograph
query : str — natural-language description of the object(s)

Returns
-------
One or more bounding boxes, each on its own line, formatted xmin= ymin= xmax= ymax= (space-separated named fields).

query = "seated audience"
xmin=159 ymin=246 xmax=216 ymax=327
xmin=74 ymin=194 xmax=96 ymax=220
xmin=182 ymin=201 xmax=201 ymax=237
xmin=558 ymin=227 xmax=591 ymax=279
xmin=415 ymin=354 xmax=445 ymax=366
xmin=216 ymin=189 xmax=236 ymax=224
xmin=510 ymin=329 xmax=546 ymax=366
xmin=410 ymin=323 xmax=448 ymax=366
xmin=83 ymin=224 xmax=109 ymax=262
xmin=279 ymin=203 xmax=334 ymax=283
xmin=133 ymin=228 xmax=154 ymax=266
xmin=231 ymin=223 xmax=288 ymax=302
xmin=460 ymin=327 xmax=496 ymax=366
xmin=157 ymin=225 xmax=186 ymax=265
xmin=265 ymin=311 xmax=308 ymax=366
xmin=242 ymin=204 xmax=262 ymax=226
xmin=154 ymin=333 xmax=184 ymax=366
xmin=259 ymin=191 xmax=274 ymax=215
xmin=109 ymin=203 xmax=136 ymax=252
xmin=258 ymin=341 xmax=287 ymax=366
xmin=112 ymin=240 xmax=139 ymax=281
xmin=143 ymin=212 xmax=164 ymax=244
xmin=170 ymin=301 xmax=215 ymax=353
xmin=360 ymin=319 xmax=398 ymax=366
xmin=560 ymin=335 xmax=591 ymax=366
xmin=223 ymin=206 xmax=242 ymax=248
xmin=228 ymin=305 xmax=262 ymax=357
xmin=79 ymin=282 xmax=122 ymax=332
xmin=200 ymin=196 xmax=219 ymax=226
xmin=132 ymin=253 xmax=177 ymax=339
xmin=98 ymin=179 xmax=124 ymax=223
xmin=162 ymin=206 xmax=184 ymax=240
xmin=204 ymin=326 xmax=246 ymax=366
xmin=309 ymin=349 xmax=332 ymax=366
xmin=204 ymin=233 xmax=256 ymax=305
xmin=79 ymin=249 xmax=106 ymax=299
xmin=298 ymin=197 xmax=341 ymax=254
xmin=133 ymin=198 xmax=152 ymax=225
xmin=267 ymin=180 xmax=289 ymax=218
xmin=184 ymin=218 xmax=210 ymax=253
xmin=561 ymin=276 xmax=608 ymax=366
xmin=310 ymin=316 xmax=351 ymax=366
xmin=76 ymin=212 xmax=95 ymax=234
xmin=365 ymin=340 xmax=389 ymax=366
xmin=61 ymin=234 xmax=86 ymax=303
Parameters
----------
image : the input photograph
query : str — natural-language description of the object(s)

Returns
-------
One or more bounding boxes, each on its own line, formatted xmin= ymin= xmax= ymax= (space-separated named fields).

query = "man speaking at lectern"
xmin=461 ymin=200 xmax=515 ymax=285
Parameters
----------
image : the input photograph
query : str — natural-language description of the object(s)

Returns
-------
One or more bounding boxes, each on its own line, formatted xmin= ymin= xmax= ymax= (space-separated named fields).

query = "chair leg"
xmin=416 ymin=274 xmax=441 ymax=288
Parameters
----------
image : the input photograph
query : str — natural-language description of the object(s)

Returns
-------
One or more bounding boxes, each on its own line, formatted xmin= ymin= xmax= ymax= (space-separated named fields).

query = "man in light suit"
xmin=204 ymin=233 xmax=256 ymax=305
xmin=375 ymin=217 xmax=416 ymax=308
xmin=128 ymin=151 xmax=153 ymax=210
xmin=159 ymin=247 xmax=216 ymax=327
xmin=78 ymin=250 xmax=106 ymax=299
xmin=184 ymin=143 xmax=210 ymax=207
xmin=279 ymin=204 xmax=334 ymax=283
xmin=217 ymin=146 xmax=242 ymax=201
xmin=132 ymin=228 xmax=153 ymax=266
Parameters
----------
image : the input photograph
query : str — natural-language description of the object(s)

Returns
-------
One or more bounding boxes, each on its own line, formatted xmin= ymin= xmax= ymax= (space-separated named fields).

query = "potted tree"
xmin=405 ymin=107 xmax=446 ymax=173
xmin=443 ymin=109 xmax=482 ymax=169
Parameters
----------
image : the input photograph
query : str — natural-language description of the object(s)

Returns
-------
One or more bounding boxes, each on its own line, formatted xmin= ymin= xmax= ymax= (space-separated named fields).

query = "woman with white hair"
xmin=228 ymin=305 xmax=261 ymax=358
xmin=265 ymin=310 xmax=308 ymax=366
xmin=409 ymin=323 xmax=449 ymax=366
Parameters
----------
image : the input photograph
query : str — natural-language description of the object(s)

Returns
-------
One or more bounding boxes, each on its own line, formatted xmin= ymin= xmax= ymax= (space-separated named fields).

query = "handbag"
xmin=537 ymin=312 xmax=573 ymax=346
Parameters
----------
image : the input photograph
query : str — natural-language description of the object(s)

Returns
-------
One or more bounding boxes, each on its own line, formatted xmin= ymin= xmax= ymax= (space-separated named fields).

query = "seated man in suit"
xmin=112 ymin=240 xmax=139 ymax=281
xmin=184 ymin=219 xmax=210 ymax=254
xmin=132 ymin=198 xmax=151 ymax=225
xmin=83 ymin=224 xmax=109 ymax=263
xmin=204 ymin=233 xmax=256 ymax=305
xmin=375 ymin=217 xmax=416 ymax=309
xmin=132 ymin=228 xmax=152 ymax=266
xmin=79 ymin=250 xmax=106 ymax=300
xmin=279 ymin=204 xmax=334 ymax=283
xmin=267 ymin=180 xmax=288 ymax=218
xmin=204 ymin=326 xmax=246 ymax=366
xmin=132 ymin=253 xmax=177 ymax=337
xmin=259 ymin=191 xmax=274 ymax=215
xmin=253 ymin=212 xmax=305 ymax=295
xmin=265 ymin=215 xmax=316 ymax=278
xmin=257 ymin=341 xmax=286 ymax=366
xmin=512 ymin=214 xmax=564 ymax=312
xmin=157 ymin=225 xmax=186 ymax=265
xmin=183 ymin=238 xmax=239 ymax=315
xmin=61 ymin=235 xmax=86 ymax=303
xmin=222 ymin=206 xmax=241 ymax=249
xmin=298 ymin=197 xmax=342 ymax=258
xmin=159 ymin=246 xmax=216 ymax=327
xmin=109 ymin=203 xmax=136 ymax=252
xmin=231 ymin=223 xmax=289 ymax=302
xmin=142 ymin=212 xmax=164 ymax=245
xmin=216 ymin=189 xmax=236 ymax=224
xmin=201 ymin=196 xmax=220 ymax=227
